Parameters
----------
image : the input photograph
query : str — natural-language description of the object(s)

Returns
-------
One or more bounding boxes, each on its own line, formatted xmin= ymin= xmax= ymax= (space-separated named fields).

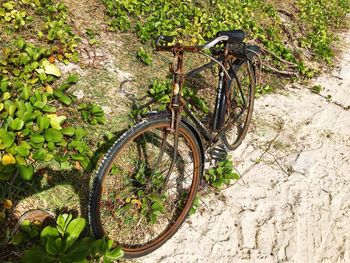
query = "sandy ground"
xmin=139 ymin=33 xmax=350 ymax=263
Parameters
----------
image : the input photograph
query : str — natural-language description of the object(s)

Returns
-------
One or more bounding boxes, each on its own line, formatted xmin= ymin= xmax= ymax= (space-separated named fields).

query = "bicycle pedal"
xmin=209 ymin=145 xmax=228 ymax=161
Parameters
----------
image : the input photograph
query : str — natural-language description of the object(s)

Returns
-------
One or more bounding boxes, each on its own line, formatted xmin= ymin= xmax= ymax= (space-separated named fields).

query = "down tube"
xmin=213 ymin=71 xmax=226 ymax=130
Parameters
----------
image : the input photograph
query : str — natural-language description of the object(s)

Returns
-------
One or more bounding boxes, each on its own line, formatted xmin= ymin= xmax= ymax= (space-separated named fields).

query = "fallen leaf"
xmin=4 ymin=199 xmax=12 ymax=209
xmin=2 ymin=154 xmax=16 ymax=165
xmin=42 ymin=60 xmax=61 ymax=77
xmin=48 ymin=56 xmax=55 ymax=63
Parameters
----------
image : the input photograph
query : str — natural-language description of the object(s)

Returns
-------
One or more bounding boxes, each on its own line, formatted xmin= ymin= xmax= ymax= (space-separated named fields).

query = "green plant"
xmin=101 ymin=0 xmax=350 ymax=78
xmin=297 ymin=0 xmax=350 ymax=62
xmin=311 ymin=84 xmax=323 ymax=94
xmin=22 ymin=214 xmax=124 ymax=263
xmin=205 ymin=158 xmax=240 ymax=188
xmin=148 ymin=79 xmax=208 ymax=113
xmin=85 ymin=28 xmax=99 ymax=46
xmin=255 ymin=84 xmax=273 ymax=97
xmin=114 ymin=162 xmax=167 ymax=225
xmin=0 ymin=1 xmax=99 ymax=180
xmin=78 ymin=103 xmax=106 ymax=125
xmin=137 ymin=47 xmax=153 ymax=65
xmin=189 ymin=195 xmax=199 ymax=215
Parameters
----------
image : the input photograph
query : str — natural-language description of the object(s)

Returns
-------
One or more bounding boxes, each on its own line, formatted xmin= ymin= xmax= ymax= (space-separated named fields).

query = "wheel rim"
xmin=97 ymin=121 xmax=200 ymax=255
xmin=224 ymin=61 xmax=254 ymax=148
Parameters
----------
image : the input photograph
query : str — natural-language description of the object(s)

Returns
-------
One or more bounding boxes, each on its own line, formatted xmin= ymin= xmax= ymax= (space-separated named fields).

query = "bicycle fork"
xmin=157 ymin=49 xmax=185 ymax=191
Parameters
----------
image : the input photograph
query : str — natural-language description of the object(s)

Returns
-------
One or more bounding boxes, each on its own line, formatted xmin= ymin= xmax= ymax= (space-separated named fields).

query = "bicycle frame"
xmin=167 ymin=44 xmax=244 ymax=146
xmin=152 ymin=41 xmax=255 ymax=181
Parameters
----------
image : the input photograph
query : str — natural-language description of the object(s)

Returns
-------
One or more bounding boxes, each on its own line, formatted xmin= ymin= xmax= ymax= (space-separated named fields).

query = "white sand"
xmin=140 ymin=33 xmax=350 ymax=263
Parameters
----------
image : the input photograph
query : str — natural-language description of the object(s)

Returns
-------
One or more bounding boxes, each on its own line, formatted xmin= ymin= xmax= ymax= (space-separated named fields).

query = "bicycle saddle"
xmin=216 ymin=30 xmax=245 ymax=43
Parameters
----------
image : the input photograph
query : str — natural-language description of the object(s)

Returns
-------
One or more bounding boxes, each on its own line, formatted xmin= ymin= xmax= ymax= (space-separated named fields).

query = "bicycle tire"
xmin=88 ymin=117 xmax=202 ymax=258
xmin=221 ymin=58 xmax=256 ymax=151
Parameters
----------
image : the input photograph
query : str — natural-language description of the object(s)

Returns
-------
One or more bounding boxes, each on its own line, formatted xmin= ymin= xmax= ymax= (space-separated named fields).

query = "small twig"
xmin=260 ymin=45 xmax=298 ymax=67
xmin=262 ymin=63 xmax=299 ymax=76
xmin=277 ymin=9 xmax=294 ymax=18
xmin=331 ymin=74 xmax=343 ymax=80
xmin=312 ymin=92 xmax=350 ymax=111
xmin=267 ymin=152 xmax=292 ymax=176
xmin=119 ymin=79 xmax=133 ymax=92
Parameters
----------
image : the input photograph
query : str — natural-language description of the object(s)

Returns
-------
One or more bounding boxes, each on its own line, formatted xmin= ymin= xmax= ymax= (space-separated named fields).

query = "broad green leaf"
xmin=15 ymin=155 xmax=26 ymax=166
xmin=75 ymin=128 xmax=87 ymax=140
xmin=33 ymin=101 xmax=46 ymax=109
xmin=2 ymin=92 xmax=11 ymax=100
xmin=21 ymin=85 xmax=31 ymax=100
xmin=15 ymin=144 xmax=30 ymax=157
xmin=47 ymin=114 xmax=67 ymax=130
xmin=0 ymin=130 xmax=15 ymax=149
xmin=107 ymin=239 xmax=113 ymax=249
xmin=3 ymin=2 xmax=14 ymax=10
xmin=88 ymin=239 xmax=103 ymax=257
xmin=66 ymin=74 xmax=79 ymax=84
xmin=32 ymin=149 xmax=48 ymax=161
xmin=22 ymin=246 xmax=56 ymax=263
xmin=42 ymin=105 xmax=57 ymax=113
xmin=42 ymin=60 xmax=61 ymax=77
xmin=19 ymin=165 xmax=34 ymax=181
xmin=71 ymin=154 xmax=84 ymax=161
xmin=95 ymin=116 xmax=106 ymax=124
xmin=21 ymin=219 xmax=31 ymax=230
xmin=53 ymin=89 xmax=64 ymax=98
xmin=61 ymin=127 xmax=75 ymax=136
xmin=47 ymin=141 xmax=55 ymax=151
xmin=65 ymin=218 xmax=86 ymax=250
xmin=58 ymin=95 xmax=72 ymax=106
xmin=55 ymin=140 xmax=67 ymax=147
xmin=60 ymin=161 xmax=71 ymax=170
xmin=37 ymin=115 xmax=50 ymax=132
xmin=10 ymin=118 xmax=24 ymax=130
xmin=79 ymin=157 xmax=92 ymax=171
xmin=105 ymin=247 xmax=124 ymax=260
xmin=64 ymin=237 xmax=93 ymax=261
xmin=55 ymin=237 xmax=64 ymax=253
xmin=30 ymin=134 xmax=45 ymax=144
xmin=44 ymin=128 xmax=63 ymax=142
xmin=90 ymin=104 xmax=103 ymax=114
xmin=40 ymin=226 xmax=59 ymax=246
xmin=46 ymin=236 xmax=60 ymax=256
xmin=4 ymin=100 xmax=16 ymax=116
xmin=44 ymin=153 xmax=54 ymax=162
xmin=56 ymin=214 xmax=72 ymax=235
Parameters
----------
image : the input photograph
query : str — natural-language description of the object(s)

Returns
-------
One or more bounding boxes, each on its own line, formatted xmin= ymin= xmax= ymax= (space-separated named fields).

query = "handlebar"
xmin=155 ymin=35 xmax=175 ymax=46
xmin=155 ymin=35 xmax=230 ymax=53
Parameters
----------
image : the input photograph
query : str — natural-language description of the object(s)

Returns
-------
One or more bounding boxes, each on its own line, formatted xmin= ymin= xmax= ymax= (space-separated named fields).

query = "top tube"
xmin=155 ymin=35 xmax=230 ymax=53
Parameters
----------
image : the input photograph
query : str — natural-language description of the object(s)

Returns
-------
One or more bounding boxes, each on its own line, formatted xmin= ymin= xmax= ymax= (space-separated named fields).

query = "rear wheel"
xmin=221 ymin=59 xmax=256 ymax=150
xmin=89 ymin=117 xmax=202 ymax=258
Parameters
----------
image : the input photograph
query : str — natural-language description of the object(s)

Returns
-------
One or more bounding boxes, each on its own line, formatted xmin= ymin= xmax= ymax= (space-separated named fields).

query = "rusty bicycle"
xmin=88 ymin=30 xmax=260 ymax=258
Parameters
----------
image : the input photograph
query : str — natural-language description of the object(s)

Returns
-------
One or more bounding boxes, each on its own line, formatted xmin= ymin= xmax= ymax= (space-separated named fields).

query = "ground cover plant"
xmin=0 ymin=0 xmax=349 ymax=261
xmin=0 ymin=0 xmax=108 ymax=260
xmin=102 ymin=0 xmax=350 ymax=75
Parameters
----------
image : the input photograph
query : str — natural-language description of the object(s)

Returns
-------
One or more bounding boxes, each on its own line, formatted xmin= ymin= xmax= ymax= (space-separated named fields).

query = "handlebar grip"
xmin=155 ymin=35 xmax=174 ymax=46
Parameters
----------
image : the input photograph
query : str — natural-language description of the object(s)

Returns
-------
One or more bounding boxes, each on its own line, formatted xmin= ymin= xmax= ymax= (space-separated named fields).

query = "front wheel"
xmin=88 ymin=117 xmax=202 ymax=258
xmin=221 ymin=58 xmax=256 ymax=151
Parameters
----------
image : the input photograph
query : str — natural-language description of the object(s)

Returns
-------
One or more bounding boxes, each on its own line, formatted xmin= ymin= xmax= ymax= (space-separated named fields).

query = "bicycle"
xmin=88 ymin=30 xmax=260 ymax=258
